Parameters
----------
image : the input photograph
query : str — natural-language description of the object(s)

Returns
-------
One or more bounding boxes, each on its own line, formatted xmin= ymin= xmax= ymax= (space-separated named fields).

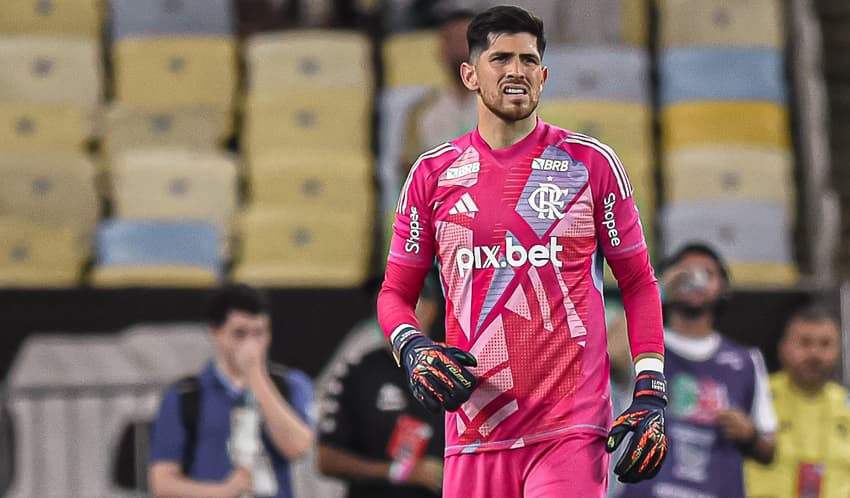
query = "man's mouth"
xmin=503 ymin=86 xmax=528 ymax=95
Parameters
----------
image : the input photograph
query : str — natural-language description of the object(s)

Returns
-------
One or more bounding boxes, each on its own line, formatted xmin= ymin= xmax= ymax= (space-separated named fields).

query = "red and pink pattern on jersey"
xmin=388 ymin=120 xmax=648 ymax=455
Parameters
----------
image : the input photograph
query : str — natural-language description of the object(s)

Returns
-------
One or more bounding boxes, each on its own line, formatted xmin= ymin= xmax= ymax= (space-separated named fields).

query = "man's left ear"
xmin=540 ymin=65 xmax=549 ymax=92
xmin=460 ymin=61 xmax=479 ymax=91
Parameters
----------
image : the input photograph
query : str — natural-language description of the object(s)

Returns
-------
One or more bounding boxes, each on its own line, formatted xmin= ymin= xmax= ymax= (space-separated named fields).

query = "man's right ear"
xmin=460 ymin=62 xmax=479 ymax=91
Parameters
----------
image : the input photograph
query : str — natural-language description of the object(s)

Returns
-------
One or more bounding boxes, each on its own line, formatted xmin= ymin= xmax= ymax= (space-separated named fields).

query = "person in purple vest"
xmin=618 ymin=243 xmax=776 ymax=498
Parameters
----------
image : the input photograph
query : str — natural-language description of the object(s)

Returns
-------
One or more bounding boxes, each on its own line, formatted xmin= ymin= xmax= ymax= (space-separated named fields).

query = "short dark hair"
xmin=785 ymin=303 xmax=837 ymax=329
xmin=664 ymin=242 xmax=730 ymax=285
xmin=467 ymin=5 xmax=546 ymax=61
xmin=206 ymin=284 xmax=270 ymax=326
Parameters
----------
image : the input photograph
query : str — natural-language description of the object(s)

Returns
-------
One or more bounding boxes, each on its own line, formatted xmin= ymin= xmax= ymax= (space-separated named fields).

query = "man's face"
xmin=461 ymin=32 xmax=547 ymax=123
xmin=212 ymin=310 xmax=271 ymax=368
xmin=780 ymin=318 xmax=840 ymax=391
xmin=666 ymin=253 xmax=726 ymax=308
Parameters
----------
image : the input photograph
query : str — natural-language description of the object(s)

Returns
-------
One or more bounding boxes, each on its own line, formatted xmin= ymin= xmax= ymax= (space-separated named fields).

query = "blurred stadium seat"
xmin=102 ymin=103 xmax=230 ymax=156
xmin=0 ymin=103 xmax=87 ymax=151
xmin=561 ymin=0 xmax=648 ymax=45
xmin=661 ymin=101 xmax=790 ymax=152
xmin=245 ymin=30 xmax=372 ymax=95
xmin=243 ymin=90 xmax=372 ymax=162
xmin=113 ymin=37 xmax=237 ymax=109
xmin=662 ymin=199 xmax=796 ymax=287
xmin=657 ymin=0 xmax=784 ymax=48
xmin=382 ymin=30 xmax=448 ymax=89
xmin=234 ymin=207 xmax=372 ymax=287
xmin=110 ymin=148 xmax=238 ymax=229
xmin=542 ymin=45 xmax=650 ymax=102
xmin=0 ymin=36 xmax=102 ymax=111
xmin=538 ymin=100 xmax=653 ymax=164
xmin=109 ymin=0 xmax=234 ymax=41
xmin=91 ymin=220 xmax=221 ymax=287
xmin=664 ymin=146 xmax=794 ymax=209
xmin=0 ymin=153 xmax=99 ymax=235
xmin=0 ymin=0 xmax=102 ymax=38
xmin=249 ymin=152 xmax=373 ymax=212
xmin=0 ymin=217 xmax=82 ymax=287
xmin=659 ymin=47 xmax=786 ymax=105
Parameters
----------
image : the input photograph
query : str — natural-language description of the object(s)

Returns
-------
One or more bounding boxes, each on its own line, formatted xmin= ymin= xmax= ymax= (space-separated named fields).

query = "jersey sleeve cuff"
xmin=634 ymin=357 xmax=664 ymax=375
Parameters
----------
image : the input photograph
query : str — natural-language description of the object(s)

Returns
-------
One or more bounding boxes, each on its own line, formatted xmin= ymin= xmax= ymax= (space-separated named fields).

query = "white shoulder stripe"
xmin=397 ymin=142 xmax=455 ymax=214
xmin=564 ymin=134 xmax=632 ymax=200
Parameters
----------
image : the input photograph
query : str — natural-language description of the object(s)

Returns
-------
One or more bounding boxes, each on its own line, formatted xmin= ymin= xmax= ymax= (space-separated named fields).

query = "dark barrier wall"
xmin=0 ymin=287 xmax=827 ymax=381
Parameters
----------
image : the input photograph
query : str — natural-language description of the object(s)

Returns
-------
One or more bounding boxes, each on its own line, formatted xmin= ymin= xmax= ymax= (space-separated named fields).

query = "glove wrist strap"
xmin=390 ymin=325 xmax=424 ymax=367
xmin=633 ymin=370 xmax=668 ymax=406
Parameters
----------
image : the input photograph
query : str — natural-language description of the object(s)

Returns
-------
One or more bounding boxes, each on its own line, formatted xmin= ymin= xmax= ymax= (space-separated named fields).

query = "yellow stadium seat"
xmin=538 ymin=100 xmax=653 ymax=167
xmin=234 ymin=207 xmax=372 ymax=287
xmin=243 ymin=90 xmax=371 ymax=161
xmin=621 ymin=0 xmax=649 ymax=46
xmin=664 ymin=146 xmax=794 ymax=208
xmin=102 ymin=104 xmax=231 ymax=157
xmin=245 ymin=30 xmax=372 ymax=96
xmin=110 ymin=148 xmax=238 ymax=228
xmin=0 ymin=154 xmax=99 ymax=237
xmin=113 ymin=37 xmax=237 ymax=108
xmin=90 ymin=265 xmax=218 ymax=288
xmin=729 ymin=262 xmax=798 ymax=288
xmin=0 ymin=217 xmax=83 ymax=287
xmin=662 ymin=102 xmax=790 ymax=152
xmin=0 ymin=0 xmax=102 ymax=38
xmin=0 ymin=35 xmax=102 ymax=110
xmin=249 ymin=152 xmax=374 ymax=212
xmin=0 ymin=103 xmax=87 ymax=152
xmin=383 ymin=30 xmax=449 ymax=89
xmin=657 ymin=0 xmax=784 ymax=48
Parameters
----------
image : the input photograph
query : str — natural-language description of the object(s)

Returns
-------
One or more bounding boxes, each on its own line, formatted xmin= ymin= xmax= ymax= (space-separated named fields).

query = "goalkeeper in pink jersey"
xmin=377 ymin=6 xmax=667 ymax=497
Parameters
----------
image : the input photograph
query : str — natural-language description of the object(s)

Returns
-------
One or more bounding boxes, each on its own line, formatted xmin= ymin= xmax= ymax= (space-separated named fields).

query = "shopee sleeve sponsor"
xmin=388 ymin=154 xmax=439 ymax=269
xmin=586 ymin=143 xmax=646 ymax=261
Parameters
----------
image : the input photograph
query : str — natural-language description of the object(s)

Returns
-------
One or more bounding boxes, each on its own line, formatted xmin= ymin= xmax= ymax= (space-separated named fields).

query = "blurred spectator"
xmin=619 ymin=243 xmax=777 ymax=498
xmin=402 ymin=8 xmax=478 ymax=166
xmin=316 ymin=273 xmax=445 ymax=497
xmin=148 ymin=284 xmax=315 ymax=498
xmin=236 ymin=0 xmax=368 ymax=35
xmin=745 ymin=305 xmax=850 ymax=498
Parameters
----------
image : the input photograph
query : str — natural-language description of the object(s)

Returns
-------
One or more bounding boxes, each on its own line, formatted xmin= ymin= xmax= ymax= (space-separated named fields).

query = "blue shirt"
xmin=149 ymin=361 xmax=314 ymax=498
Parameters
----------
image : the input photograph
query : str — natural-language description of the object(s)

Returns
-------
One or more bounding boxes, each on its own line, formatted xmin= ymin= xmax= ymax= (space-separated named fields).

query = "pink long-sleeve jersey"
xmin=381 ymin=119 xmax=663 ymax=456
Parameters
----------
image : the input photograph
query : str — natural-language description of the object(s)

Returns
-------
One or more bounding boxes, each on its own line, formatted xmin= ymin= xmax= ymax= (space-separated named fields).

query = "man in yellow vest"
xmin=746 ymin=304 xmax=850 ymax=498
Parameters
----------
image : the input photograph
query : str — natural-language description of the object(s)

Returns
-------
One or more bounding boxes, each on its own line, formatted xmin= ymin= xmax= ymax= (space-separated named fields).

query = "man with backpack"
xmin=148 ymin=284 xmax=315 ymax=498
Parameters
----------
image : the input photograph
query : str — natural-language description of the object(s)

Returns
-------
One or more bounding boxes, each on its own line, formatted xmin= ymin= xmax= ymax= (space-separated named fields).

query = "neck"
xmin=669 ymin=313 xmax=714 ymax=338
xmin=476 ymin=102 xmax=537 ymax=150
xmin=790 ymin=375 xmax=827 ymax=397
xmin=215 ymin=355 xmax=246 ymax=389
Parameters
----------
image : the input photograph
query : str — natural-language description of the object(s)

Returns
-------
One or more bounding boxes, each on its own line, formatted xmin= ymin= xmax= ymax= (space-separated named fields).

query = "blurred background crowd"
xmin=0 ymin=0 xmax=848 ymax=497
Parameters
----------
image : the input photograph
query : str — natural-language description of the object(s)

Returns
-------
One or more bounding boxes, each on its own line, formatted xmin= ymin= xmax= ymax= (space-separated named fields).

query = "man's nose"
xmin=505 ymin=56 xmax=523 ymax=76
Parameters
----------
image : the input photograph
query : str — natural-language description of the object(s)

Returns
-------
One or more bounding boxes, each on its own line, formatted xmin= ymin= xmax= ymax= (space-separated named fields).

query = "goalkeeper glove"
xmin=606 ymin=370 xmax=669 ymax=483
xmin=391 ymin=327 xmax=478 ymax=413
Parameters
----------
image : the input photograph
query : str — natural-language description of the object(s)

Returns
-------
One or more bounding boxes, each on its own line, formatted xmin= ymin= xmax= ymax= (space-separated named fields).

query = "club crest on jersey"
xmin=528 ymin=177 xmax=568 ymax=220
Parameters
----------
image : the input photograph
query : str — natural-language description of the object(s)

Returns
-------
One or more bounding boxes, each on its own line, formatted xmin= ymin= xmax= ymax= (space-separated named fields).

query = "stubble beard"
xmin=480 ymin=89 xmax=539 ymax=123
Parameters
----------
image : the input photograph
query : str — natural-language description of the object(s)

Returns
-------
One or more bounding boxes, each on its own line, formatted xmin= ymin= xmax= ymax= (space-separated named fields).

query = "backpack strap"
xmin=266 ymin=362 xmax=291 ymax=405
xmin=175 ymin=364 xmax=291 ymax=476
xmin=175 ymin=376 xmax=200 ymax=476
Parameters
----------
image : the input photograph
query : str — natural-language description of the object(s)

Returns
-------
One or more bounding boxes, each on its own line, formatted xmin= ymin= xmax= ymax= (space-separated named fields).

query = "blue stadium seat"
xmin=94 ymin=220 xmax=220 ymax=272
xmin=660 ymin=48 xmax=786 ymax=106
xmin=110 ymin=0 xmax=234 ymax=41
xmin=542 ymin=45 xmax=649 ymax=103
xmin=662 ymin=199 xmax=793 ymax=267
